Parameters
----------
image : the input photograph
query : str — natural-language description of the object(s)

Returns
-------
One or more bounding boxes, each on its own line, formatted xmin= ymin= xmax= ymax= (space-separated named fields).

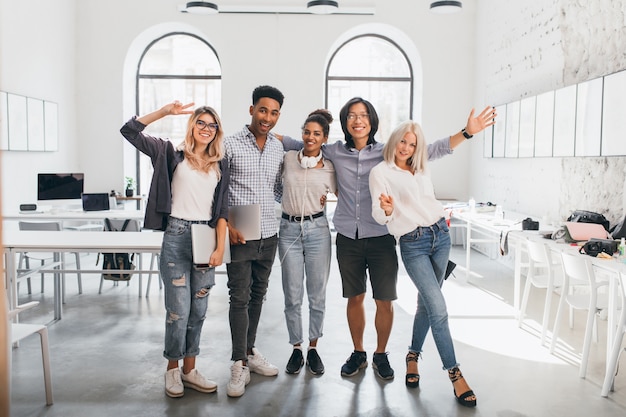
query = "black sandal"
xmin=448 ymin=367 xmax=477 ymax=407
xmin=405 ymin=351 xmax=420 ymax=388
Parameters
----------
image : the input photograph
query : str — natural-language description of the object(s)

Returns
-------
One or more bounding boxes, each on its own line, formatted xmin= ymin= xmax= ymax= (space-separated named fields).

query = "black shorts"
xmin=336 ymin=233 xmax=398 ymax=300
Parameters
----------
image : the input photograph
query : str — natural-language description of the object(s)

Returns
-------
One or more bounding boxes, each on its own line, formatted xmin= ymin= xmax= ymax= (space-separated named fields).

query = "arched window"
xmin=134 ymin=32 xmax=221 ymax=195
xmin=326 ymin=34 xmax=413 ymax=143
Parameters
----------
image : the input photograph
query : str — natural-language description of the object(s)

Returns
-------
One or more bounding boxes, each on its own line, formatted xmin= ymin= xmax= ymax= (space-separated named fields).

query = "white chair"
xmin=18 ymin=221 xmax=82 ymax=301
xmin=601 ymin=271 xmax=626 ymax=397
xmin=550 ymin=251 xmax=609 ymax=378
xmin=9 ymin=301 xmax=53 ymax=405
xmin=518 ymin=238 xmax=563 ymax=345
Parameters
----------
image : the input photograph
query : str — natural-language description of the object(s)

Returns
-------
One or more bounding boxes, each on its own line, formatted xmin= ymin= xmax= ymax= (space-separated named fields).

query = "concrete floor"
xmin=9 ymin=244 xmax=626 ymax=417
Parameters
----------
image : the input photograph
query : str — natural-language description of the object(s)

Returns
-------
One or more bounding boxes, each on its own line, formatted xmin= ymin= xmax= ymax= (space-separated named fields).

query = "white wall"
xmin=473 ymin=0 xmax=626 ymax=225
xmin=1 ymin=0 xmax=478 ymax=212
xmin=0 ymin=0 xmax=79 ymax=210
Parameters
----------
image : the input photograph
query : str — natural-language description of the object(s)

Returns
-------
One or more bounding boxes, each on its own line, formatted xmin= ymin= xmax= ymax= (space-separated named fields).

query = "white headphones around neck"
xmin=298 ymin=149 xmax=322 ymax=169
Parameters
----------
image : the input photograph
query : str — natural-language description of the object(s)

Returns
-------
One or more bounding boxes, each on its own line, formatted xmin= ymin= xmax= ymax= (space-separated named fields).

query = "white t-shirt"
xmin=369 ymin=160 xmax=444 ymax=238
xmin=171 ymin=159 xmax=218 ymax=221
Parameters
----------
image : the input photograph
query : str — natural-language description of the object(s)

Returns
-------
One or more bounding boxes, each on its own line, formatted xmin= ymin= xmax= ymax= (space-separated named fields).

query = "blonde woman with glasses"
xmin=120 ymin=101 xmax=230 ymax=398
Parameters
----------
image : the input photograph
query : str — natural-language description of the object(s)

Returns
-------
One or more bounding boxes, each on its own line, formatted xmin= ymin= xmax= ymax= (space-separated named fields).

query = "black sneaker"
xmin=372 ymin=352 xmax=395 ymax=380
xmin=306 ymin=348 xmax=325 ymax=375
xmin=285 ymin=348 xmax=304 ymax=374
xmin=341 ymin=351 xmax=367 ymax=377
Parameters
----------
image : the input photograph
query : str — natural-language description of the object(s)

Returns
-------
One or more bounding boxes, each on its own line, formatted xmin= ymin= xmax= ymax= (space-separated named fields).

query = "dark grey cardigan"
xmin=120 ymin=116 xmax=229 ymax=231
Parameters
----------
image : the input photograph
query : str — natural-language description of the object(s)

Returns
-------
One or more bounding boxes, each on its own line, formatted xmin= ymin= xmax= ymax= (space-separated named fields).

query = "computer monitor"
xmin=37 ymin=173 xmax=84 ymax=208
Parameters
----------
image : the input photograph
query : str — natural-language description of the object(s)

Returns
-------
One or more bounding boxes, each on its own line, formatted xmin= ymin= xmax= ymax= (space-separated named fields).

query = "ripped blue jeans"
xmin=161 ymin=216 xmax=216 ymax=361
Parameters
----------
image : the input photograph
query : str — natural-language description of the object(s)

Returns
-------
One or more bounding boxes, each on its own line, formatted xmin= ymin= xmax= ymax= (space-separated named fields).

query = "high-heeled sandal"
xmin=405 ymin=351 xmax=420 ymax=388
xmin=448 ymin=367 xmax=477 ymax=407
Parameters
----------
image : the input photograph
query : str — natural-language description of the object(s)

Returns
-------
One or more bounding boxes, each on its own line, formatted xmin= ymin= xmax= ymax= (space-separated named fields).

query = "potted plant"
xmin=124 ymin=176 xmax=136 ymax=197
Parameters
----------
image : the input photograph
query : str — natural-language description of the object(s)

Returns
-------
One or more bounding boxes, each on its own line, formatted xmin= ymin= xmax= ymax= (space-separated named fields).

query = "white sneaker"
xmin=181 ymin=368 xmax=217 ymax=393
xmin=165 ymin=368 xmax=184 ymax=398
xmin=227 ymin=360 xmax=250 ymax=398
xmin=247 ymin=348 xmax=279 ymax=376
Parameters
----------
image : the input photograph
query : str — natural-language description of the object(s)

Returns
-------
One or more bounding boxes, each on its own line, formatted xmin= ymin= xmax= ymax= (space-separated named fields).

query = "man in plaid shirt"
xmin=224 ymin=85 xmax=285 ymax=398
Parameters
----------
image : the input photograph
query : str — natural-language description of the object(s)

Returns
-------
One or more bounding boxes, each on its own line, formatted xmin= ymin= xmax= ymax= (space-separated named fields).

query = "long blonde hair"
xmin=383 ymin=121 xmax=428 ymax=173
xmin=181 ymin=106 xmax=224 ymax=179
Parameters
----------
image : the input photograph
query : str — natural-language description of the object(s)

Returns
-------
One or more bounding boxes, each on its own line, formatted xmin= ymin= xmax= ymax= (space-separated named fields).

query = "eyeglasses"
xmin=346 ymin=113 xmax=370 ymax=121
xmin=196 ymin=120 xmax=219 ymax=131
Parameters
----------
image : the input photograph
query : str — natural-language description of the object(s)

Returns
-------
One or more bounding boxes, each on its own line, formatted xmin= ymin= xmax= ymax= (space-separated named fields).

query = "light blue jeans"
xmin=161 ymin=217 xmax=215 ymax=361
xmin=278 ymin=216 xmax=331 ymax=345
xmin=399 ymin=217 xmax=459 ymax=370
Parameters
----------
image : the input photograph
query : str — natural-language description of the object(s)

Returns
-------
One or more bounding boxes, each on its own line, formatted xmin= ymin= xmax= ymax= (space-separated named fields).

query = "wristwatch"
xmin=462 ymin=128 xmax=473 ymax=139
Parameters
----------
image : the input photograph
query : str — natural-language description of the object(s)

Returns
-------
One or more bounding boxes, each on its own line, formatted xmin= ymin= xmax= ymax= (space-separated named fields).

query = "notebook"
xmin=81 ymin=193 xmax=110 ymax=211
xmin=229 ymin=204 xmax=262 ymax=241
xmin=191 ymin=224 xmax=231 ymax=265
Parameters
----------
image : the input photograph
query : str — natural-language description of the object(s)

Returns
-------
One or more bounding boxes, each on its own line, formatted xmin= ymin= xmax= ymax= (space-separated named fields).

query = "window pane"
xmin=328 ymin=36 xmax=410 ymax=77
xmin=140 ymin=34 xmax=220 ymax=76
xmin=327 ymin=80 xmax=411 ymax=143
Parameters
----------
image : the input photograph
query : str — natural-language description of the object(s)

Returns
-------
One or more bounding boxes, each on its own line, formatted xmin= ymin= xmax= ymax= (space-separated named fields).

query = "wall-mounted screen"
xmin=552 ymin=84 xmax=576 ymax=157
xmin=602 ymin=69 xmax=626 ymax=156
xmin=505 ymin=101 xmax=520 ymax=158
xmin=575 ymin=77 xmax=602 ymax=156
xmin=518 ymin=96 xmax=536 ymax=157
xmin=534 ymin=90 xmax=555 ymax=157
xmin=492 ymin=104 xmax=506 ymax=157
xmin=37 ymin=173 xmax=84 ymax=201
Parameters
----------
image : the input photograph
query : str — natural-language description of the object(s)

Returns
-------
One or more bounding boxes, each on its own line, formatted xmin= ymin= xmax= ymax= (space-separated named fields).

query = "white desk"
xmin=3 ymin=230 xmax=163 ymax=322
xmin=451 ymin=210 xmax=526 ymax=306
xmin=3 ymin=209 xmax=145 ymax=222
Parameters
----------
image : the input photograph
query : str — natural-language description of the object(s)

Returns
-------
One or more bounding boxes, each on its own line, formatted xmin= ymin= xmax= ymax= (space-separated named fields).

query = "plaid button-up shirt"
xmin=224 ymin=125 xmax=284 ymax=239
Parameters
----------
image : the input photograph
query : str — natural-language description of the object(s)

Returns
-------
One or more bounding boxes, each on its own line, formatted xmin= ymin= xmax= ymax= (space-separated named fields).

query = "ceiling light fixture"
xmin=184 ymin=1 xmax=218 ymax=14
xmin=307 ymin=0 xmax=339 ymax=15
xmin=429 ymin=1 xmax=462 ymax=14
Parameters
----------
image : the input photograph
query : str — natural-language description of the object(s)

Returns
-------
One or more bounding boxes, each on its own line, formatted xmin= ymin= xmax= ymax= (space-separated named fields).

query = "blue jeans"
xmin=399 ymin=217 xmax=459 ymax=370
xmin=226 ymin=235 xmax=278 ymax=361
xmin=161 ymin=217 xmax=216 ymax=361
xmin=278 ymin=216 xmax=331 ymax=345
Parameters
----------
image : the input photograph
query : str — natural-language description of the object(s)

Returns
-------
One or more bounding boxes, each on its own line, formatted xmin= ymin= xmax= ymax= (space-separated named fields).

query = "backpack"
xmin=98 ymin=218 xmax=135 ymax=281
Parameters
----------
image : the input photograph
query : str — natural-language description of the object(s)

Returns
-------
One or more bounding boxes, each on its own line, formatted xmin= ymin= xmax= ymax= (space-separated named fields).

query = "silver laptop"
xmin=229 ymin=204 xmax=261 ymax=241
xmin=191 ymin=224 xmax=231 ymax=265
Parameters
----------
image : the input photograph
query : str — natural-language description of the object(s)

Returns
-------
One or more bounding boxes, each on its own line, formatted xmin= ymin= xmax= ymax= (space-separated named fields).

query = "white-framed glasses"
xmin=346 ymin=113 xmax=370 ymax=121
xmin=196 ymin=120 xmax=219 ymax=131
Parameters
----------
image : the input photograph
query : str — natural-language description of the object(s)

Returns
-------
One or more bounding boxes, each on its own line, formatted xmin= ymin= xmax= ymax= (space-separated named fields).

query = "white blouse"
xmin=369 ymin=160 xmax=444 ymax=238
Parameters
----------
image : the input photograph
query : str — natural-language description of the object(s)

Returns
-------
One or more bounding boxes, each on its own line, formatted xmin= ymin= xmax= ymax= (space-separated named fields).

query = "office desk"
xmin=3 ymin=230 xmax=163 ymax=322
xmin=3 ymin=209 xmax=144 ymax=222
xmin=451 ymin=210 xmax=525 ymax=306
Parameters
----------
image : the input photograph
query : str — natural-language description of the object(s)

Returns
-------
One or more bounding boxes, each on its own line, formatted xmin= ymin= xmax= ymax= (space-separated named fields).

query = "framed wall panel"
xmin=602 ymin=69 xmax=626 ymax=156
xmin=0 ymin=92 xmax=7 ymax=150
xmin=518 ymin=96 xmax=536 ymax=157
xmin=27 ymin=97 xmax=45 ymax=151
xmin=483 ymin=126 xmax=493 ymax=158
xmin=552 ymin=84 xmax=576 ymax=157
xmin=492 ymin=104 xmax=506 ymax=157
xmin=575 ymin=77 xmax=602 ymax=156
xmin=7 ymin=93 xmax=28 ymax=151
xmin=505 ymin=101 xmax=520 ymax=158
xmin=534 ymin=90 xmax=554 ymax=157
xmin=44 ymin=101 xmax=59 ymax=151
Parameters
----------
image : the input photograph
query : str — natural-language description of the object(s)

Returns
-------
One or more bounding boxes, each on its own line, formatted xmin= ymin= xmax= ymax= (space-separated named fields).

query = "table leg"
xmin=465 ymin=220 xmax=472 ymax=280
xmin=53 ymin=253 xmax=62 ymax=321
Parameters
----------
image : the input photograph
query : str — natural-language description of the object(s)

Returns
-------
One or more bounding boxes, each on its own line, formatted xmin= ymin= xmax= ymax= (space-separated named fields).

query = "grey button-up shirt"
xmin=282 ymin=136 xmax=452 ymax=239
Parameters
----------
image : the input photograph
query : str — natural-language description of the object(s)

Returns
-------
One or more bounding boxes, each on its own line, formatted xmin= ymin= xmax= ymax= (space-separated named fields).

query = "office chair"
xmin=518 ymin=238 xmax=563 ymax=345
xmin=17 ymin=221 xmax=82 ymax=302
xmin=550 ymin=251 xmax=609 ymax=378
xmin=9 ymin=300 xmax=53 ymax=405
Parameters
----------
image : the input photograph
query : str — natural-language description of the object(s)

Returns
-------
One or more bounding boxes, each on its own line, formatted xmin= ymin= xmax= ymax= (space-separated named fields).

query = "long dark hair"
xmin=338 ymin=97 xmax=379 ymax=148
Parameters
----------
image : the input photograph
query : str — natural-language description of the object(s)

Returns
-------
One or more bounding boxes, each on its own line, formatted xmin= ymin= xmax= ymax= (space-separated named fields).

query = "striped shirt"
xmin=224 ymin=125 xmax=284 ymax=238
